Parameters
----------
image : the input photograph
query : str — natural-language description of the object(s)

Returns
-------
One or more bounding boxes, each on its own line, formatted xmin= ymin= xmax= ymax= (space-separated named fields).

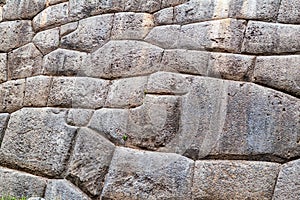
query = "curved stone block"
xmin=33 ymin=28 xmax=60 ymax=55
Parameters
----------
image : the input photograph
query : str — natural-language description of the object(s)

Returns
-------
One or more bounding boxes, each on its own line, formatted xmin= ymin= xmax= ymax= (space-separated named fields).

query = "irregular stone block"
xmin=0 ymin=108 xmax=77 ymax=176
xmin=45 ymin=180 xmax=91 ymax=200
xmin=24 ymin=76 xmax=52 ymax=107
xmin=153 ymin=7 xmax=174 ymax=25
xmin=0 ymin=53 xmax=7 ymax=83
xmin=86 ymin=40 xmax=163 ymax=78
xmin=3 ymin=0 xmax=46 ymax=20
xmin=0 ymin=113 xmax=9 ymax=145
xmin=33 ymin=28 xmax=60 ymax=55
xmin=242 ymin=21 xmax=300 ymax=54
xmin=7 ymin=43 xmax=43 ymax=80
xmin=161 ymin=49 xmax=210 ymax=75
xmin=61 ymin=14 xmax=113 ymax=52
xmin=277 ymin=0 xmax=300 ymax=23
xmin=43 ymin=49 xmax=88 ymax=76
xmin=106 ymin=76 xmax=148 ymax=108
xmin=229 ymin=0 xmax=281 ymax=21
xmin=66 ymin=109 xmax=94 ymax=127
xmin=0 ymin=20 xmax=34 ymax=52
xmin=33 ymin=2 xmax=70 ymax=31
xmin=67 ymin=128 xmax=115 ymax=196
xmin=174 ymin=0 xmax=230 ymax=24
xmin=0 ymin=167 xmax=47 ymax=198
xmin=101 ymin=147 xmax=194 ymax=200
xmin=48 ymin=77 xmax=109 ymax=109
xmin=192 ymin=160 xmax=280 ymax=200
xmin=161 ymin=0 xmax=187 ymax=8
xmin=146 ymin=19 xmax=246 ymax=53
xmin=124 ymin=0 xmax=161 ymax=13
xmin=60 ymin=21 xmax=78 ymax=36
xmin=273 ymin=159 xmax=300 ymax=199
xmin=0 ymin=79 xmax=25 ymax=113
xmin=208 ymin=53 xmax=255 ymax=81
xmin=254 ymin=56 xmax=300 ymax=97
xmin=111 ymin=12 xmax=154 ymax=40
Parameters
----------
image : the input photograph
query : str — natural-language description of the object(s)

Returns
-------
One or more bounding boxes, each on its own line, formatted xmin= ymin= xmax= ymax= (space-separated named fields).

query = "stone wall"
xmin=0 ymin=0 xmax=299 ymax=199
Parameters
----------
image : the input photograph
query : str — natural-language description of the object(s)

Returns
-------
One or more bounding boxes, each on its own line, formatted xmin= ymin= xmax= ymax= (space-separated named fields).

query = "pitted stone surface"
xmin=33 ymin=28 xmax=60 ymax=55
xmin=277 ymin=0 xmax=300 ymax=24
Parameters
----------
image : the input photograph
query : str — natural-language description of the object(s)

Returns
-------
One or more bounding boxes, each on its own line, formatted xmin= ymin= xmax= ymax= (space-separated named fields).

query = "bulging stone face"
xmin=33 ymin=28 xmax=60 ymax=55
xmin=0 ymin=108 xmax=77 ymax=176
xmin=101 ymin=147 xmax=194 ymax=200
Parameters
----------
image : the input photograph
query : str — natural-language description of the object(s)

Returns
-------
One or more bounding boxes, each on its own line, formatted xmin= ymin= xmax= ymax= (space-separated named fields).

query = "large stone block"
xmin=67 ymin=128 xmax=115 ymax=196
xmin=101 ymin=147 xmax=194 ymax=200
xmin=273 ymin=159 xmax=300 ymax=199
xmin=0 ymin=53 xmax=7 ymax=83
xmin=0 ymin=20 xmax=34 ymax=52
xmin=61 ymin=14 xmax=113 ymax=52
xmin=3 ymin=0 xmax=46 ymax=20
xmin=277 ymin=0 xmax=300 ymax=23
xmin=66 ymin=109 xmax=94 ymax=127
xmin=33 ymin=28 xmax=60 ymax=55
xmin=153 ymin=7 xmax=174 ymax=25
xmin=0 ymin=108 xmax=77 ymax=177
xmin=124 ymin=0 xmax=161 ymax=13
xmin=7 ymin=43 xmax=43 ymax=80
xmin=0 ymin=113 xmax=9 ymax=145
xmin=253 ymin=55 xmax=300 ymax=97
xmin=192 ymin=160 xmax=280 ymax=200
xmin=0 ymin=167 xmax=47 ymax=198
xmin=86 ymin=40 xmax=163 ymax=78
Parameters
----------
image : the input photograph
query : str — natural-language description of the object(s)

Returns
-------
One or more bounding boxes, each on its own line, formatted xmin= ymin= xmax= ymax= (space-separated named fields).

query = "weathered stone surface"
xmin=146 ymin=19 xmax=246 ymax=53
xmin=161 ymin=0 xmax=187 ymax=8
xmin=67 ymin=128 xmax=115 ymax=196
xmin=106 ymin=76 xmax=148 ymax=108
xmin=48 ymin=77 xmax=109 ymax=109
xmin=0 ymin=20 xmax=34 ymax=52
xmin=208 ymin=53 xmax=255 ymax=81
xmin=174 ymin=0 xmax=230 ymax=24
xmin=24 ymin=76 xmax=51 ymax=107
xmin=253 ymin=55 xmax=300 ymax=97
xmin=0 ymin=167 xmax=47 ymax=198
xmin=66 ymin=109 xmax=94 ymax=127
xmin=0 ymin=113 xmax=9 ymax=144
xmin=60 ymin=21 xmax=78 ymax=36
xmin=277 ymin=0 xmax=300 ymax=24
xmin=0 ymin=53 xmax=7 ymax=83
xmin=101 ymin=147 xmax=194 ymax=200
xmin=43 ymin=49 xmax=87 ymax=76
xmin=0 ymin=79 xmax=25 ymax=113
xmin=3 ymin=0 xmax=46 ymax=20
xmin=86 ymin=40 xmax=163 ymax=78
xmin=7 ymin=43 xmax=43 ymax=80
xmin=242 ymin=21 xmax=300 ymax=54
xmin=111 ymin=12 xmax=154 ymax=40
xmin=153 ymin=7 xmax=174 ymax=25
xmin=229 ymin=0 xmax=281 ymax=21
xmin=33 ymin=28 xmax=60 ymax=55
xmin=124 ymin=0 xmax=161 ymax=13
xmin=0 ymin=108 xmax=77 ymax=176
xmin=61 ymin=14 xmax=113 ymax=52
xmin=45 ymin=180 xmax=91 ymax=200
xmin=47 ymin=0 xmax=67 ymax=5
xmin=192 ymin=160 xmax=280 ymax=200
xmin=0 ymin=6 xmax=3 ymax=22
xmin=33 ymin=2 xmax=70 ymax=31
xmin=273 ymin=159 xmax=300 ymax=199
xmin=161 ymin=49 xmax=210 ymax=75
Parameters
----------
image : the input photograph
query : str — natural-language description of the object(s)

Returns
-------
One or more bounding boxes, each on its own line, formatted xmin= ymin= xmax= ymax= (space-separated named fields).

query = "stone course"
xmin=0 ymin=0 xmax=299 ymax=199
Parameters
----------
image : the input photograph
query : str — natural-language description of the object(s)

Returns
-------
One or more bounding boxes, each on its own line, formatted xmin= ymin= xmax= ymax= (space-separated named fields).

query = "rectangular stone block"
xmin=277 ymin=0 xmax=300 ymax=23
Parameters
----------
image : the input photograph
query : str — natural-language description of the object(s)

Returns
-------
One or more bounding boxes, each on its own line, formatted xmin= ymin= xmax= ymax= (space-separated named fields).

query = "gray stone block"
xmin=277 ymin=0 xmax=300 ymax=23
xmin=66 ymin=109 xmax=94 ymax=127
xmin=153 ymin=7 xmax=174 ymax=25
xmin=101 ymin=147 xmax=194 ymax=200
xmin=0 ymin=113 xmax=9 ymax=145
xmin=33 ymin=28 xmax=60 ymax=55
xmin=192 ymin=160 xmax=280 ymax=200
xmin=60 ymin=21 xmax=78 ymax=36
xmin=124 ymin=0 xmax=161 ymax=13
xmin=0 ymin=53 xmax=7 ymax=83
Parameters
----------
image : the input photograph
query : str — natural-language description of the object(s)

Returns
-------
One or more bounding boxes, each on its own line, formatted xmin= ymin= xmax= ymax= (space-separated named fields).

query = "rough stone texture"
xmin=7 ymin=43 xmax=43 ymax=80
xmin=61 ymin=14 xmax=113 ymax=52
xmin=105 ymin=76 xmax=148 ymax=108
xmin=60 ymin=21 xmax=78 ymax=36
xmin=192 ymin=160 xmax=280 ymax=200
xmin=0 ymin=6 xmax=3 ymax=22
xmin=0 ymin=53 xmax=7 ymax=83
xmin=277 ymin=0 xmax=300 ymax=24
xmin=101 ymin=147 xmax=194 ymax=200
xmin=273 ymin=159 xmax=300 ymax=199
xmin=253 ymin=55 xmax=300 ymax=97
xmin=0 ymin=79 xmax=25 ymax=113
xmin=0 ymin=167 xmax=47 ymax=198
xmin=0 ymin=108 xmax=77 ymax=177
xmin=66 ymin=109 xmax=94 ymax=127
xmin=124 ymin=0 xmax=161 ymax=13
xmin=86 ymin=40 xmax=164 ymax=78
xmin=48 ymin=77 xmax=109 ymax=109
xmin=33 ymin=28 xmax=60 ymax=55
xmin=67 ymin=128 xmax=115 ymax=196
xmin=242 ymin=21 xmax=300 ymax=54
xmin=0 ymin=20 xmax=34 ymax=52
xmin=24 ymin=76 xmax=52 ymax=107
xmin=112 ymin=12 xmax=154 ymax=40
xmin=0 ymin=113 xmax=9 ymax=144
xmin=153 ymin=7 xmax=174 ymax=25
xmin=45 ymin=180 xmax=91 ymax=200
xmin=3 ymin=0 xmax=46 ymax=20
